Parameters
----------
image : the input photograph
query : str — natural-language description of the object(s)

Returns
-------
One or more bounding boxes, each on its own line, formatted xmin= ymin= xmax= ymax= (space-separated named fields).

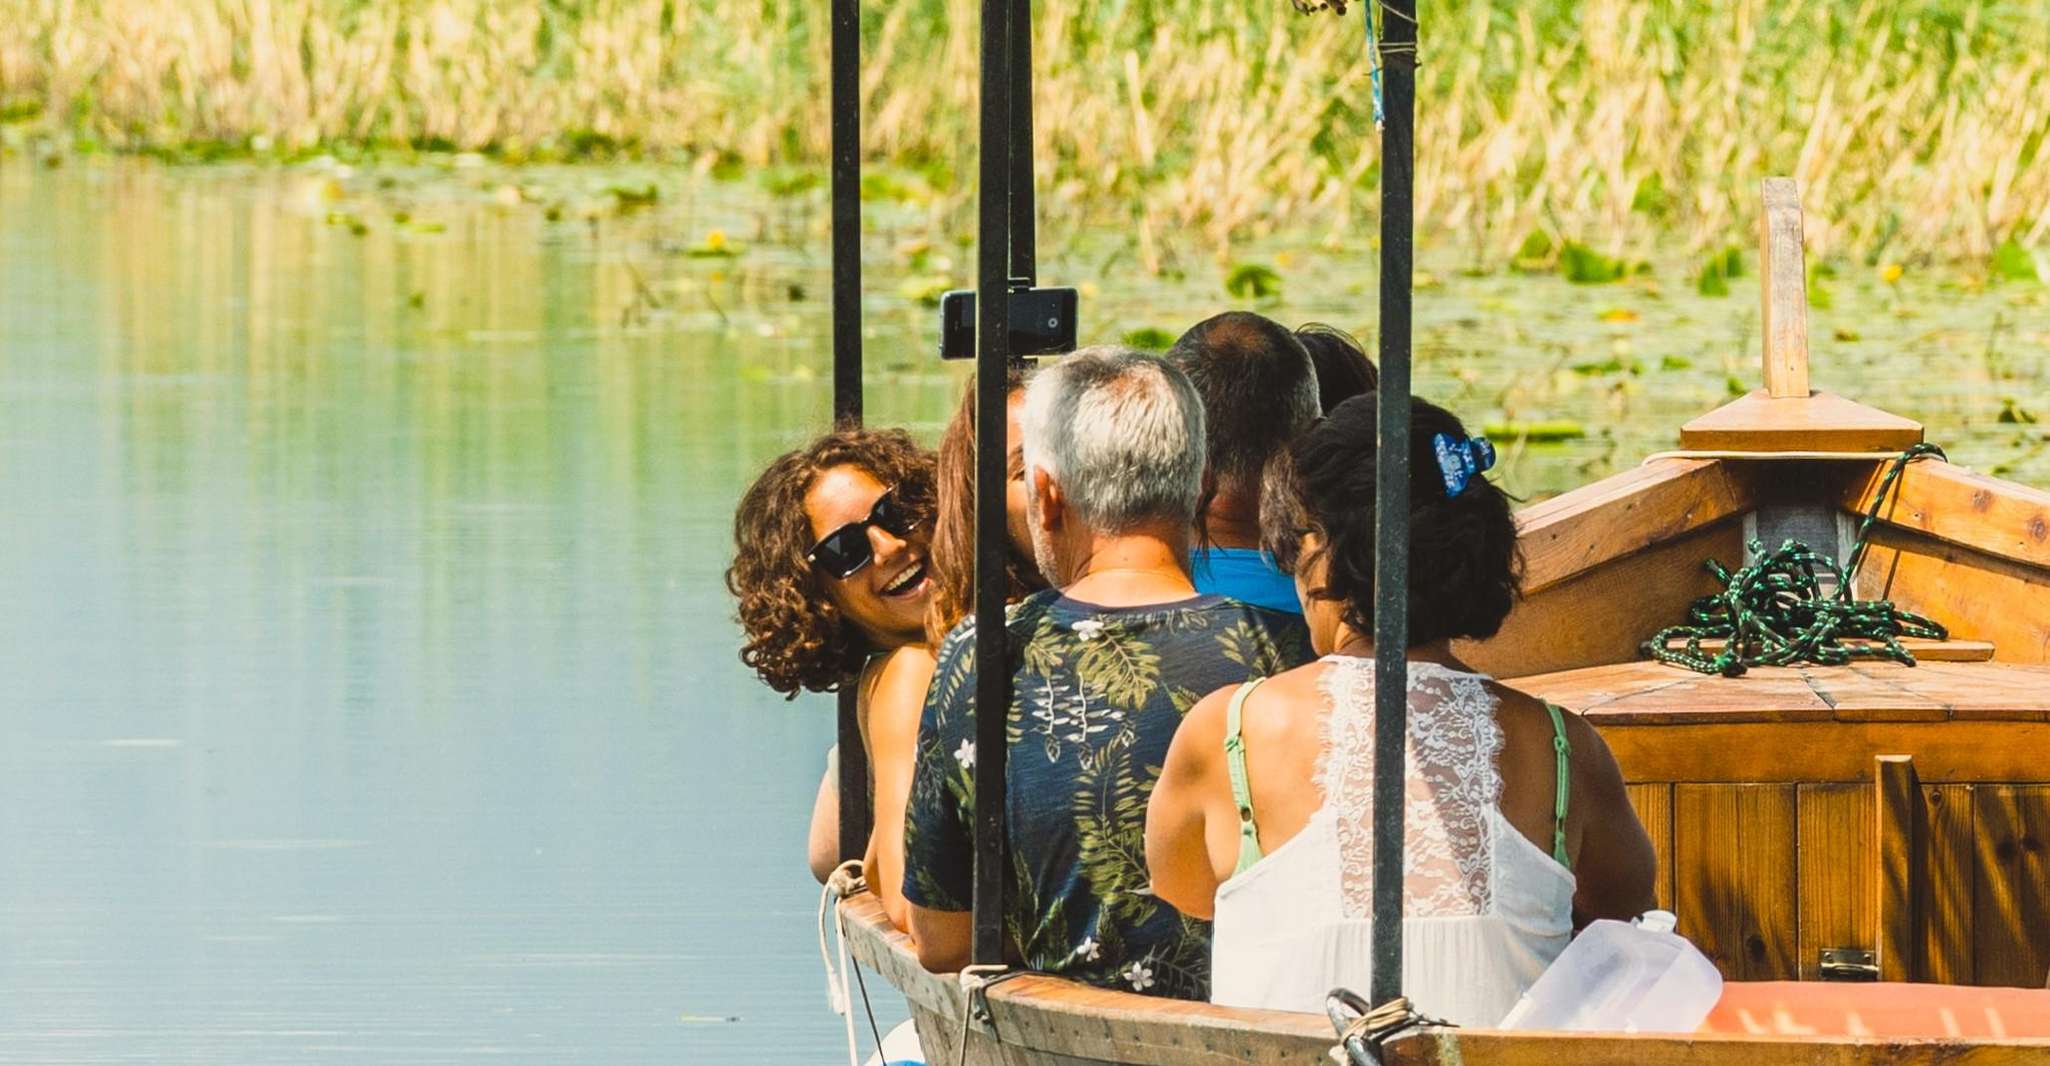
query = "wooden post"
xmin=1759 ymin=178 xmax=1811 ymax=399
xmin=1874 ymin=754 xmax=1923 ymax=982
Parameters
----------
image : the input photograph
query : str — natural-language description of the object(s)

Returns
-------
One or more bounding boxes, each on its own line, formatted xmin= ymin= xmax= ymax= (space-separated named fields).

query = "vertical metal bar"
xmin=1006 ymin=0 xmax=1035 ymax=285
xmin=1369 ymin=0 xmax=1417 ymax=1009
xmin=830 ymin=0 xmax=871 ymax=863
xmin=971 ymin=0 xmax=1015 ymax=968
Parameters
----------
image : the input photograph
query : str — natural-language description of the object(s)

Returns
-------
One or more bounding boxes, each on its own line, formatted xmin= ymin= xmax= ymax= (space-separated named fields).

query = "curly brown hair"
xmin=728 ymin=427 xmax=938 ymax=698
xmin=925 ymin=367 xmax=1048 ymax=646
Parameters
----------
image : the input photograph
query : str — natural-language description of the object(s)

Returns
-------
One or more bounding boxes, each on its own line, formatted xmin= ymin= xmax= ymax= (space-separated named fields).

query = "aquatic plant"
xmin=1 ymin=0 xmax=2046 ymax=269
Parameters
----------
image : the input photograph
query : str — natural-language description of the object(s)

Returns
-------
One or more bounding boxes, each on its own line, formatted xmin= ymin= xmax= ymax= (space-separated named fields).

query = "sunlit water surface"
xmin=0 ymin=158 xmax=2041 ymax=1063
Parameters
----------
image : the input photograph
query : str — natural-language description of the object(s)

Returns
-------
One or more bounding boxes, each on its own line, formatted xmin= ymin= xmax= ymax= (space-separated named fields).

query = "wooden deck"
xmin=1512 ymin=659 xmax=2050 ymax=986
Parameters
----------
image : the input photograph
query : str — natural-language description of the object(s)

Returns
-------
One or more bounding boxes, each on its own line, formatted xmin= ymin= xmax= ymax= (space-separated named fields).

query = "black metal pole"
xmin=830 ymin=0 xmax=871 ymax=863
xmin=971 ymin=0 xmax=1015 ymax=968
xmin=1006 ymin=0 xmax=1035 ymax=285
xmin=1369 ymin=0 xmax=1417 ymax=1009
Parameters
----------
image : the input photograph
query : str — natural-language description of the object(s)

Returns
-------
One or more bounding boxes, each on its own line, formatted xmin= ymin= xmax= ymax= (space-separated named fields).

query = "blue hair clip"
xmin=1432 ymin=432 xmax=1496 ymax=498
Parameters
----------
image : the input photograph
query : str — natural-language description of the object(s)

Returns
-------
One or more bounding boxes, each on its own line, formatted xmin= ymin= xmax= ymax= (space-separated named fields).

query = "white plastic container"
xmin=1497 ymin=910 xmax=1723 ymax=1033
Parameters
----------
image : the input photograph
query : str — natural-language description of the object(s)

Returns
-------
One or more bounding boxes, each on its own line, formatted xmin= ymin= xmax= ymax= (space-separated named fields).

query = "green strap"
xmin=1545 ymin=703 xmax=1572 ymax=869
xmin=1224 ymin=678 xmax=1267 ymax=876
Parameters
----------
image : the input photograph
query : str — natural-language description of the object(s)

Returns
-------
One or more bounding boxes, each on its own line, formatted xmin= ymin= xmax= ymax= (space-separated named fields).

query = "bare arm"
xmin=807 ymin=748 xmax=839 ymax=884
xmin=1144 ymin=688 xmax=1231 ymax=920
xmin=863 ymin=645 xmax=937 ymax=933
xmin=1566 ymin=715 xmax=1659 ymax=924
xmin=907 ymin=904 xmax=972 ymax=973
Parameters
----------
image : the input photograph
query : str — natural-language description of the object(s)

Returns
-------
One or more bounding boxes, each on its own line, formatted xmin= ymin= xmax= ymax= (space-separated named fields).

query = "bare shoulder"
xmin=1177 ymin=685 xmax=1232 ymax=752
xmin=868 ymin=644 xmax=937 ymax=737
xmin=874 ymin=643 xmax=937 ymax=688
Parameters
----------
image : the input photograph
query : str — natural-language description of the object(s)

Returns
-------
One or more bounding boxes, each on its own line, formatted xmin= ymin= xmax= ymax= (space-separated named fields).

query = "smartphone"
xmin=938 ymin=287 xmax=1079 ymax=360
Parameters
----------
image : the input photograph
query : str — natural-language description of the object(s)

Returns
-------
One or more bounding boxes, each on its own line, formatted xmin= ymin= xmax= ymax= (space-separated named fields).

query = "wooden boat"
xmin=836 ymin=186 xmax=2050 ymax=1062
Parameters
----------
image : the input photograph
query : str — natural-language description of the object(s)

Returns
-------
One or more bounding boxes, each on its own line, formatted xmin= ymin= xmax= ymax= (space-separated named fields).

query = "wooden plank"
xmin=1673 ymin=637 xmax=1993 ymax=663
xmin=1796 ymin=783 xmax=1873 ymax=981
xmin=1810 ymin=666 xmax=1947 ymax=723
xmin=1599 ymin=720 xmax=2050 ymax=784
xmin=1853 ymin=527 xmax=2050 ymax=667
xmin=1511 ymin=458 xmax=1754 ymax=595
xmin=1514 ymin=660 xmax=2050 ymax=728
xmin=1627 ymin=782 xmax=1676 ymax=910
xmin=1842 ymin=457 xmax=2050 ymax=572
xmin=1973 ymin=786 xmax=2050 ymax=987
xmin=1462 ymin=520 xmax=1747 ymax=679
xmin=1514 ymin=660 xmax=2050 ymax=725
xmin=1679 ymin=390 xmax=1923 ymax=453
xmin=1758 ymin=177 xmax=1811 ymax=399
xmin=1675 ymin=784 xmax=1799 ymax=980
xmin=1921 ymin=783 xmax=1975 ymax=985
xmin=1873 ymin=756 xmax=1921 ymax=981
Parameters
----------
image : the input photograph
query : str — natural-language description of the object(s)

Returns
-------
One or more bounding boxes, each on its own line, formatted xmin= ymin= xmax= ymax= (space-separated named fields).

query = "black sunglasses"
xmin=807 ymin=486 xmax=919 ymax=580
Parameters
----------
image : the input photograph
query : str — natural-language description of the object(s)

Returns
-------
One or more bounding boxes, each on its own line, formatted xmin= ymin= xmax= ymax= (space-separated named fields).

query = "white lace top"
xmin=1209 ymin=657 xmax=1575 ymax=1023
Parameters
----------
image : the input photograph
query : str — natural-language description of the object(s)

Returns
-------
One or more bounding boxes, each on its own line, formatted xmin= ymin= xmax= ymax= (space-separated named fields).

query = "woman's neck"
xmin=1328 ymin=628 xmax=1465 ymax=671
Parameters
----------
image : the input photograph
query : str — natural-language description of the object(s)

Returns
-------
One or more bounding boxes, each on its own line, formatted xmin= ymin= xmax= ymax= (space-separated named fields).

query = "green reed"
xmin=1 ymin=0 xmax=2046 ymax=268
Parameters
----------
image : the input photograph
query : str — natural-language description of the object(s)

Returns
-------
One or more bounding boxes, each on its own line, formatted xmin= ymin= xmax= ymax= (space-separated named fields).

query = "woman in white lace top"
xmin=1145 ymin=395 xmax=1656 ymax=1024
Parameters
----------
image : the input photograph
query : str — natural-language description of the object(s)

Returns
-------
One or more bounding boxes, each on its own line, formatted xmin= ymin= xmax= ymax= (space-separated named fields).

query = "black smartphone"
xmin=938 ymin=287 xmax=1079 ymax=360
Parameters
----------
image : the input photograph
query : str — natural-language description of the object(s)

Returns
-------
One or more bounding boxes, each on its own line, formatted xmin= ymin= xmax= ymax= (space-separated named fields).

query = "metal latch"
xmin=1818 ymin=947 xmax=1879 ymax=981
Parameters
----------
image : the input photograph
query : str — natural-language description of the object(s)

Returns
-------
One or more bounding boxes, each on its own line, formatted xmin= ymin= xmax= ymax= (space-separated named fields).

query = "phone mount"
xmin=938 ymin=280 xmax=1079 ymax=361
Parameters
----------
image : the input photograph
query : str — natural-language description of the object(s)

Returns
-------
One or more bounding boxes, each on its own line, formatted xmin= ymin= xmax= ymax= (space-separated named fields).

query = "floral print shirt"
xmin=901 ymin=590 xmax=1312 ymax=1000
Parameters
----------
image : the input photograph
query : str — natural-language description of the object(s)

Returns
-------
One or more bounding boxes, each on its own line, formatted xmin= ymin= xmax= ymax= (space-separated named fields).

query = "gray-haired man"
xmin=900 ymin=346 xmax=1311 ymax=1000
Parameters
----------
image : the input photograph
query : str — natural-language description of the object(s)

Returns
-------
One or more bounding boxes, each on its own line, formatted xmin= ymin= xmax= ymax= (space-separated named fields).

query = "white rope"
xmin=817 ymin=860 xmax=867 ymax=1066
xmin=954 ymin=964 xmax=1012 ymax=1066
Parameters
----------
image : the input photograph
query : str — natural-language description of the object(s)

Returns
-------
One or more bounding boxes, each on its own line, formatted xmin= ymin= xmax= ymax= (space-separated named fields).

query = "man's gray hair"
xmin=1020 ymin=346 xmax=1206 ymax=533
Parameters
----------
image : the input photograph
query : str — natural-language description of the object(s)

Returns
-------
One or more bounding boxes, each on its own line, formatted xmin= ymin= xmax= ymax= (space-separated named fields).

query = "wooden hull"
xmin=1455 ymin=451 xmax=2050 ymax=986
xmin=839 ymin=896 xmax=2050 ymax=1065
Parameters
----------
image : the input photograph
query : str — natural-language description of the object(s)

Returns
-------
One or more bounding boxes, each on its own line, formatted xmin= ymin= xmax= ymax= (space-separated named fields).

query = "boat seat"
xmin=1508 ymin=658 xmax=2050 ymax=725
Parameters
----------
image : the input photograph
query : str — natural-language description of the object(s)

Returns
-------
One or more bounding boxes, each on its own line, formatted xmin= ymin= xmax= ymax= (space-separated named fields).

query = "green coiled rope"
xmin=1641 ymin=442 xmax=1951 ymax=676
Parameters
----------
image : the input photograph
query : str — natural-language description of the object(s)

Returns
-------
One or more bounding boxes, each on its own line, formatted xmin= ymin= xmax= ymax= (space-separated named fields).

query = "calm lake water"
xmin=0 ymin=157 xmax=2042 ymax=1063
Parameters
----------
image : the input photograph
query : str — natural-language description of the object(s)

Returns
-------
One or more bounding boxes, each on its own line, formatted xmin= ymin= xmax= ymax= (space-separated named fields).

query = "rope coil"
xmin=1326 ymin=990 xmax=1449 ymax=1065
xmin=1642 ymin=443 xmax=1949 ymax=676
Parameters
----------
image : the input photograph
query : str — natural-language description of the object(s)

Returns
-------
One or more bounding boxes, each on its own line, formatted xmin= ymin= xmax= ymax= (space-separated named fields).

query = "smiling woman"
xmin=727 ymin=427 xmax=940 ymax=926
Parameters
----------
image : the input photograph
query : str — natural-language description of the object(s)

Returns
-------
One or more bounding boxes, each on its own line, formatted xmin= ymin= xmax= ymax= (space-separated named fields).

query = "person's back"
xmin=1146 ymin=394 xmax=1655 ymax=1022
xmin=1206 ymin=658 xmax=1584 ymax=1021
xmin=899 ymin=346 xmax=1312 ymax=998
xmin=907 ymin=588 xmax=1308 ymax=996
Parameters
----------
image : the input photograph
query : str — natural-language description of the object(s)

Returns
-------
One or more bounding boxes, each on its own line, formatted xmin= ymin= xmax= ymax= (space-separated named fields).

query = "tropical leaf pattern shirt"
xmin=902 ymin=590 xmax=1312 ymax=1000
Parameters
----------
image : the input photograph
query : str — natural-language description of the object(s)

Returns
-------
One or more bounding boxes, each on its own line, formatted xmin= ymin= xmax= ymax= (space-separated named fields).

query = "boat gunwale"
xmin=835 ymin=894 xmax=2050 ymax=1064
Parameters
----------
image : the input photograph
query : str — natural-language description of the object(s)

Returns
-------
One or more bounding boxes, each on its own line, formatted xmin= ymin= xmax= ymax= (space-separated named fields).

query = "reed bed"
xmin=2 ymin=0 xmax=2046 ymax=266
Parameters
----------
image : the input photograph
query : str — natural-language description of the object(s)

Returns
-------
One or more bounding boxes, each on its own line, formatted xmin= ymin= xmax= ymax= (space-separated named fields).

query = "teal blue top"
xmin=1189 ymin=547 xmax=1302 ymax=615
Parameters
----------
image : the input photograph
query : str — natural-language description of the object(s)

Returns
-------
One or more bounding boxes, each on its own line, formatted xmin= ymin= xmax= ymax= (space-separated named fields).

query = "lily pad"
xmin=1993 ymin=239 xmax=2040 ymax=283
xmin=1122 ymin=327 xmax=1176 ymax=349
xmin=1225 ymin=262 xmax=1283 ymax=302
xmin=1482 ymin=419 xmax=1585 ymax=442
xmin=1560 ymin=242 xmax=1625 ymax=284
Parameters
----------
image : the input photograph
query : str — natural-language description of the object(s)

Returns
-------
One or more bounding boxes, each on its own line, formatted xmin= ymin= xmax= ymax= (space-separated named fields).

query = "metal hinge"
xmin=1819 ymin=947 xmax=1879 ymax=981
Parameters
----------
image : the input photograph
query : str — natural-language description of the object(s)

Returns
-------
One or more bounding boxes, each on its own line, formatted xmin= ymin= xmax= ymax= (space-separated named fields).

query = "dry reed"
xmin=2 ymin=0 xmax=2046 ymax=266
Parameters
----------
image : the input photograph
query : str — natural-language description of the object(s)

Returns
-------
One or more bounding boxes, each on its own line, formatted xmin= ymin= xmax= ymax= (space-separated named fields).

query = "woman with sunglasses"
xmin=728 ymin=427 xmax=939 ymax=929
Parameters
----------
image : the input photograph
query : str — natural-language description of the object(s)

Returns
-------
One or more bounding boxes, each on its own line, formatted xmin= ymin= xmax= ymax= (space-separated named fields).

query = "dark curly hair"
xmin=1260 ymin=394 xmax=1520 ymax=646
xmin=727 ymin=427 xmax=937 ymax=698
xmin=925 ymin=367 xmax=1047 ymax=646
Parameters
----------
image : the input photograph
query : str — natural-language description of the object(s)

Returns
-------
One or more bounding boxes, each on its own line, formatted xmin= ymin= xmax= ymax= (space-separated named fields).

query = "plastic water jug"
xmin=1497 ymin=910 xmax=1723 ymax=1033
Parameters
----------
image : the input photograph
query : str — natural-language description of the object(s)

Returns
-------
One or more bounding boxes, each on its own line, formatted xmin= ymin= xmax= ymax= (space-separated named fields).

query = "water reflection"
xmin=0 ymin=160 xmax=944 ymax=1063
